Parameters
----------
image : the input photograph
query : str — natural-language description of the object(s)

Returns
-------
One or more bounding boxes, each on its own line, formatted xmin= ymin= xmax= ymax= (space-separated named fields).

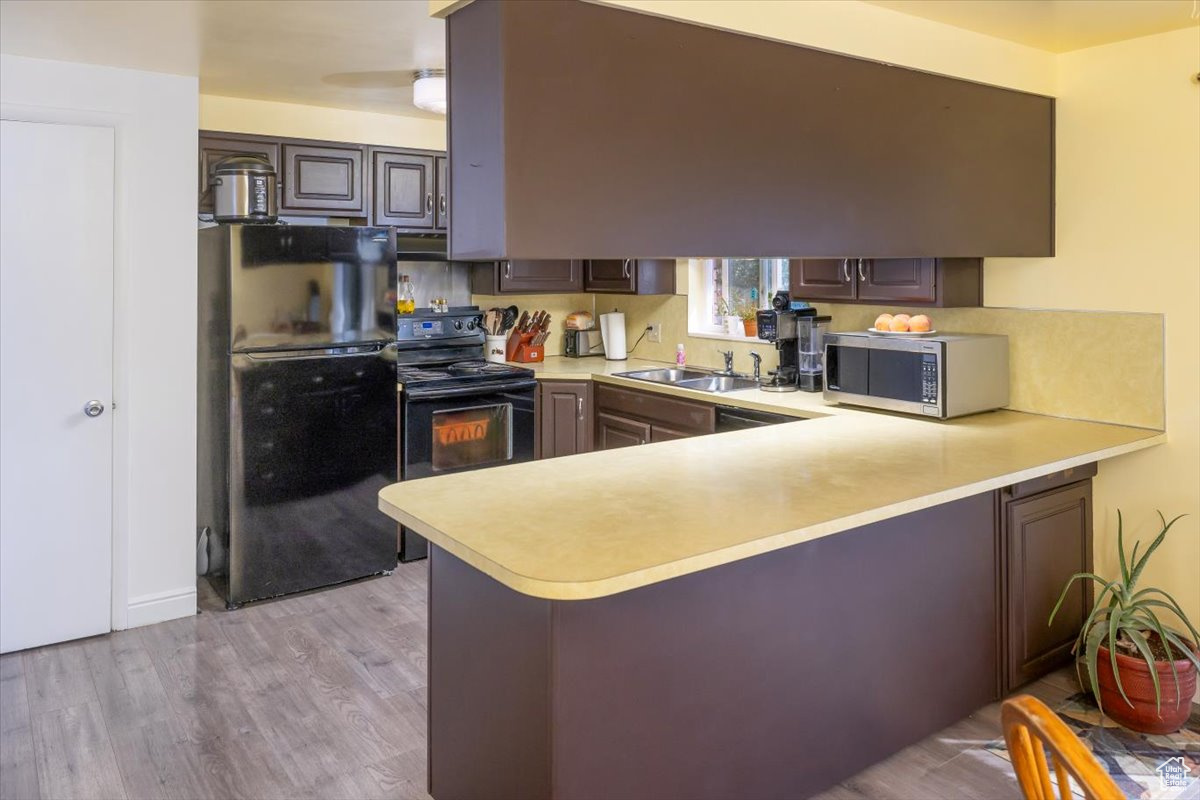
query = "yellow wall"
xmin=199 ymin=94 xmax=446 ymax=150
xmin=986 ymin=28 xmax=1200 ymax=624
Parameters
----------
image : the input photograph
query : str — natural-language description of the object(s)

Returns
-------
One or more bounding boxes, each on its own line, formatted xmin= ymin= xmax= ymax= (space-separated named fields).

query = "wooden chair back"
xmin=1001 ymin=695 xmax=1123 ymax=800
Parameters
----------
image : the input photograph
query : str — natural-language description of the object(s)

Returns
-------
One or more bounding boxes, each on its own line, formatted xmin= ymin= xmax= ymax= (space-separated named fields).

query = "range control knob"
xmin=453 ymin=320 xmax=464 ymax=330
xmin=466 ymin=319 xmax=477 ymax=330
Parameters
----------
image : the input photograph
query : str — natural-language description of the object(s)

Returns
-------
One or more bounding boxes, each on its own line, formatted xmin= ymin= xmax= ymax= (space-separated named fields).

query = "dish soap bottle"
xmin=396 ymin=275 xmax=416 ymax=316
xmin=676 ymin=343 xmax=686 ymax=366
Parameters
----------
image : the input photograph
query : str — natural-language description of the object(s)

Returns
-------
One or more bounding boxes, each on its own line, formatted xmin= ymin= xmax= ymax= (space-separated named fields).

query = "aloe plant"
xmin=1049 ymin=510 xmax=1200 ymax=715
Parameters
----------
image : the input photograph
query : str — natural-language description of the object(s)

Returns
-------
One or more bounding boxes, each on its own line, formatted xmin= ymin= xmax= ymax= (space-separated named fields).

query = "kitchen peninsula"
xmin=378 ymin=368 xmax=1164 ymax=800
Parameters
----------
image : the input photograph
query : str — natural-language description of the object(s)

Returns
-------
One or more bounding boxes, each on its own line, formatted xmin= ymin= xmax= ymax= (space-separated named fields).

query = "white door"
xmin=0 ymin=119 xmax=115 ymax=653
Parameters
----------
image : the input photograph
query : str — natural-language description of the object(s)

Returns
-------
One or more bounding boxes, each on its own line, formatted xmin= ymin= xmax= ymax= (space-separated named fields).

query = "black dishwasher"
xmin=715 ymin=405 xmax=802 ymax=432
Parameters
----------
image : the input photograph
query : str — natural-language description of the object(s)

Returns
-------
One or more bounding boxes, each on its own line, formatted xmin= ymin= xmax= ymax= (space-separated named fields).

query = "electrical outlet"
xmin=646 ymin=322 xmax=662 ymax=343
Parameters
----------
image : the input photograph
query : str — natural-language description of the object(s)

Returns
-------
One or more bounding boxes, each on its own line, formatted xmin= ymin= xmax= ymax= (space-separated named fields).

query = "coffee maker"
xmin=756 ymin=292 xmax=830 ymax=393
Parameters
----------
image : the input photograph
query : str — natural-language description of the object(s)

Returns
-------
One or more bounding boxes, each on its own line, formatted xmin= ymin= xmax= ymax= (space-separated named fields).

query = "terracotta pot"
xmin=742 ymin=320 xmax=757 ymax=337
xmin=1095 ymin=641 xmax=1197 ymax=734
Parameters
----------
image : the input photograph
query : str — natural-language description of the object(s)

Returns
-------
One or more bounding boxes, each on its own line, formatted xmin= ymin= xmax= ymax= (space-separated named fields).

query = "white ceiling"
xmin=0 ymin=0 xmax=446 ymax=118
xmin=865 ymin=0 xmax=1199 ymax=53
xmin=2 ymin=0 xmax=1196 ymax=120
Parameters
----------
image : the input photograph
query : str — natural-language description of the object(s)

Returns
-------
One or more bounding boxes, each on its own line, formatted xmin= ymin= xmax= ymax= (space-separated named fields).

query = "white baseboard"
xmin=125 ymin=586 xmax=197 ymax=628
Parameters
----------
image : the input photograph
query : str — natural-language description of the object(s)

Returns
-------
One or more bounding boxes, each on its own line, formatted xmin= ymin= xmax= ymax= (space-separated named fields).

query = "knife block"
xmin=505 ymin=331 xmax=545 ymax=363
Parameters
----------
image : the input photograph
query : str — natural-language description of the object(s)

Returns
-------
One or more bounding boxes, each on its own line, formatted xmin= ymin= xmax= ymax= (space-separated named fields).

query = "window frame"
xmin=687 ymin=258 xmax=789 ymax=341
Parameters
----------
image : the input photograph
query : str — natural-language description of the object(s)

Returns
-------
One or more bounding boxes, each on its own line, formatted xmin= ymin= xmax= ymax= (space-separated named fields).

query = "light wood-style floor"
xmin=1 ymin=561 xmax=1074 ymax=800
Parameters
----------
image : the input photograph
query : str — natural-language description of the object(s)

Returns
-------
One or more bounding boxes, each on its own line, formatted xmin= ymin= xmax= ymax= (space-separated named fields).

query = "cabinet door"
xmin=371 ymin=149 xmax=435 ymax=229
xmin=198 ymin=133 xmax=279 ymax=214
xmin=538 ymin=381 xmax=592 ymax=458
xmin=789 ymin=259 xmax=857 ymax=301
xmin=280 ymin=142 xmax=366 ymax=215
xmin=649 ymin=424 xmax=692 ymax=443
xmin=435 ymin=155 xmax=450 ymax=231
xmin=499 ymin=260 xmax=584 ymax=293
xmin=595 ymin=412 xmax=651 ymax=450
xmin=584 ymin=260 xmax=637 ymax=293
xmin=858 ymin=258 xmax=937 ymax=304
xmin=1004 ymin=481 xmax=1093 ymax=693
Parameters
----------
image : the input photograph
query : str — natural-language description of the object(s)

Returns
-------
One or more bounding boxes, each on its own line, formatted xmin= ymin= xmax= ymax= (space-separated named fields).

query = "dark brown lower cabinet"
xmin=595 ymin=412 xmax=651 ymax=449
xmin=537 ymin=381 xmax=592 ymax=459
xmin=593 ymin=383 xmax=715 ymax=449
xmin=1002 ymin=473 xmax=1094 ymax=693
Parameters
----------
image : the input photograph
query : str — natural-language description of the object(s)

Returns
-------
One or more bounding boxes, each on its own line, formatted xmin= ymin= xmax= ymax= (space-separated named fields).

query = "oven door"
xmin=398 ymin=380 xmax=537 ymax=560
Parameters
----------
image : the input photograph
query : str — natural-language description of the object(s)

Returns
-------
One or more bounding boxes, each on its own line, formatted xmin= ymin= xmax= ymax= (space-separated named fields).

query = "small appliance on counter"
xmin=756 ymin=292 xmax=830 ymax=392
xmin=823 ymin=331 xmax=1009 ymax=419
xmin=564 ymin=330 xmax=605 ymax=358
xmin=210 ymin=155 xmax=278 ymax=223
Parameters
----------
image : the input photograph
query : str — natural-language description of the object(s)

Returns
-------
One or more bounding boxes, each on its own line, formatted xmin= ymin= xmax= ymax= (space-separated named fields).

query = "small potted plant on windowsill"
xmin=737 ymin=302 xmax=760 ymax=338
xmin=714 ymin=295 xmax=741 ymax=337
xmin=1050 ymin=510 xmax=1199 ymax=734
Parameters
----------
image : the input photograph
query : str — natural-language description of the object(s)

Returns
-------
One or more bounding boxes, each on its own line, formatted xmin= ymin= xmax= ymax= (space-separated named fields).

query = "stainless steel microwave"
xmin=823 ymin=332 xmax=1009 ymax=419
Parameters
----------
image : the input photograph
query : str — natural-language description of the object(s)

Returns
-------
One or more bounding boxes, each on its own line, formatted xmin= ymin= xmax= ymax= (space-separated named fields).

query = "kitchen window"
xmin=687 ymin=258 xmax=790 ymax=339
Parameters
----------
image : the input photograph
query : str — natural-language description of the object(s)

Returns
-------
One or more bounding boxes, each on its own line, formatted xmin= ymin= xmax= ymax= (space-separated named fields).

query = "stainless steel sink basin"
xmin=615 ymin=368 xmax=711 ymax=384
xmin=674 ymin=375 xmax=760 ymax=393
xmin=615 ymin=368 xmax=760 ymax=393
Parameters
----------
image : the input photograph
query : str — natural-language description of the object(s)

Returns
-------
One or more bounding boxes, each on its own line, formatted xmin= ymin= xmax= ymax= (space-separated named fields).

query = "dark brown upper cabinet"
xmin=789 ymin=258 xmax=981 ymax=307
xmin=200 ymin=130 xmax=446 ymax=226
xmin=471 ymin=260 xmax=585 ymax=294
xmin=371 ymin=149 xmax=436 ymax=229
xmin=198 ymin=132 xmax=280 ymax=214
xmin=436 ymin=156 xmax=450 ymax=231
xmin=280 ymin=142 xmax=366 ymax=216
xmin=583 ymin=259 xmax=675 ymax=295
xmin=446 ymin=0 xmax=1053 ymax=260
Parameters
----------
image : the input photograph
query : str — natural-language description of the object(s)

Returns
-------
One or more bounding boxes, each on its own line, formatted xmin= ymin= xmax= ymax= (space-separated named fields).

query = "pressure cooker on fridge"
xmin=210 ymin=155 xmax=278 ymax=223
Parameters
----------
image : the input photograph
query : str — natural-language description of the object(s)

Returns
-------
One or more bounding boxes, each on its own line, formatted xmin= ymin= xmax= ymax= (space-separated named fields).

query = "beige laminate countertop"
xmin=379 ymin=357 xmax=1165 ymax=600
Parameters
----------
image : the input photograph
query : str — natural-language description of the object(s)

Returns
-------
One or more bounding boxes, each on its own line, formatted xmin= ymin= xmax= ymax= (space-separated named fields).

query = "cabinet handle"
xmin=425 ymin=193 xmax=433 ymax=213
xmin=622 ymin=258 xmax=632 ymax=279
xmin=577 ymin=397 xmax=584 ymax=421
xmin=857 ymin=259 xmax=867 ymax=281
xmin=842 ymin=258 xmax=851 ymax=283
xmin=439 ymin=194 xmax=447 ymax=214
xmin=503 ymin=261 xmax=512 ymax=279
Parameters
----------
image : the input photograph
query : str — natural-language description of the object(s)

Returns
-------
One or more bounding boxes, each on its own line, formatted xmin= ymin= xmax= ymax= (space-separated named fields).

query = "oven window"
xmin=867 ymin=350 xmax=925 ymax=403
xmin=431 ymin=403 xmax=513 ymax=472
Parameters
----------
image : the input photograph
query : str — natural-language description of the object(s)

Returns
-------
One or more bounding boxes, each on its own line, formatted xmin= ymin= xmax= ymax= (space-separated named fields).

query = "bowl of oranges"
xmin=869 ymin=313 xmax=935 ymax=336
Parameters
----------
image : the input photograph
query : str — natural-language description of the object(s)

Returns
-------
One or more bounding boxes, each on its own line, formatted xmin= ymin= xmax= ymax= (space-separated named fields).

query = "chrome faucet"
xmin=750 ymin=352 xmax=762 ymax=381
xmin=719 ymin=350 xmax=734 ymax=375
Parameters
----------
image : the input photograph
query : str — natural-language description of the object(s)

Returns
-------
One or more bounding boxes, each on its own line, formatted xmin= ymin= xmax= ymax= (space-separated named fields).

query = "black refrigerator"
xmin=197 ymin=225 xmax=398 ymax=607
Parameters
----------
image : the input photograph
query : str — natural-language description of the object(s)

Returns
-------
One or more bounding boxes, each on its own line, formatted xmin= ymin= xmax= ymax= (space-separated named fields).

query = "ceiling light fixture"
xmin=412 ymin=69 xmax=447 ymax=114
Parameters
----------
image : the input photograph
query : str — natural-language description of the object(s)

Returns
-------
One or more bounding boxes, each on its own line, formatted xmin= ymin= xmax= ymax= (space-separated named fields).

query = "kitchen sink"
xmin=615 ymin=368 xmax=760 ymax=393
xmin=615 ymin=368 xmax=712 ymax=384
xmin=674 ymin=375 xmax=760 ymax=393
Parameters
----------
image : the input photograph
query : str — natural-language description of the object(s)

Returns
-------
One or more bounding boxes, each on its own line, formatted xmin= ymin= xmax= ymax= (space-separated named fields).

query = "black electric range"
xmin=395 ymin=309 xmax=538 ymax=561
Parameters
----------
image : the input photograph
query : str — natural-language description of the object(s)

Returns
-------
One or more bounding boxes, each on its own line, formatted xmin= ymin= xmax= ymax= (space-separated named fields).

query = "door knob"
xmin=83 ymin=400 xmax=105 ymax=418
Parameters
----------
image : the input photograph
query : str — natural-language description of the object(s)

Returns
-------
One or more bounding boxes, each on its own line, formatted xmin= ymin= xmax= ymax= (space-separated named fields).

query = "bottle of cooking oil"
xmin=396 ymin=275 xmax=416 ymax=315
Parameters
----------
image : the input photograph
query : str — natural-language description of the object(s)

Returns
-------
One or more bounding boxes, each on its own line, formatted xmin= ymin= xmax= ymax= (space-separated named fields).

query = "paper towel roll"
xmin=600 ymin=312 xmax=627 ymax=360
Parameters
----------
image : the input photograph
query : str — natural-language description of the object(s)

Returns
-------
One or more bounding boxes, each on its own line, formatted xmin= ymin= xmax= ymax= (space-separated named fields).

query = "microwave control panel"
xmin=921 ymin=354 xmax=939 ymax=403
